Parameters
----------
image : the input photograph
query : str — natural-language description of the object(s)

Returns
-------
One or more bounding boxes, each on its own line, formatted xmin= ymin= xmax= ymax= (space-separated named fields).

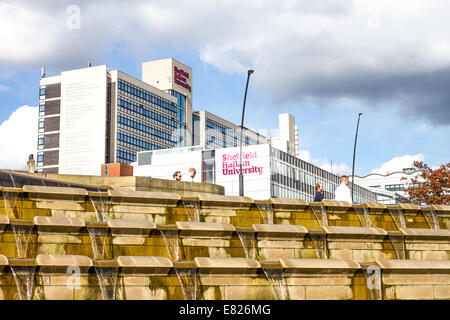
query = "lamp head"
xmin=248 ymin=69 xmax=254 ymax=75
xmin=358 ymin=112 xmax=363 ymax=116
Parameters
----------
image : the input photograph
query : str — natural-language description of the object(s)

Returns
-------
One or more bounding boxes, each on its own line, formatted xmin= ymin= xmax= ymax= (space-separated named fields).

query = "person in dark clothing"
xmin=314 ymin=182 xmax=324 ymax=202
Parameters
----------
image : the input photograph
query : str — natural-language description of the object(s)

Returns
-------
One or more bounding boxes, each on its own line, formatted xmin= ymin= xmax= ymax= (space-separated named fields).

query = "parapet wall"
xmin=0 ymin=186 xmax=449 ymax=300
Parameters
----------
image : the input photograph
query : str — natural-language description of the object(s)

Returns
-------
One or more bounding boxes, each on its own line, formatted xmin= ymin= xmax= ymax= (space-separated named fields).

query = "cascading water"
xmin=11 ymin=224 xmax=33 ymax=258
xmin=182 ymin=200 xmax=200 ymax=222
xmin=255 ymin=203 xmax=274 ymax=224
xmin=387 ymin=207 xmax=406 ymax=230
xmin=236 ymin=230 xmax=256 ymax=259
xmin=95 ymin=266 xmax=119 ymax=300
xmin=262 ymin=264 xmax=286 ymax=300
xmin=10 ymin=264 xmax=36 ymax=300
xmin=422 ymin=210 xmax=440 ymax=230
xmin=175 ymin=267 xmax=197 ymax=300
xmin=87 ymin=227 xmax=108 ymax=260
xmin=89 ymin=192 xmax=109 ymax=222
xmin=310 ymin=206 xmax=328 ymax=227
xmin=160 ymin=229 xmax=179 ymax=261
xmin=389 ymin=234 xmax=406 ymax=260
xmin=354 ymin=207 xmax=372 ymax=228
xmin=309 ymin=233 xmax=328 ymax=259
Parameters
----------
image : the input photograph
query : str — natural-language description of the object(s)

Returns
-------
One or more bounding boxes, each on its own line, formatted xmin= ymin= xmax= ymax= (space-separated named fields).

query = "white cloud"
xmin=371 ymin=154 xmax=425 ymax=175
xmin=299 ymin=149 xmax=351 ymax=176
xmin=2 ymin=1 xmax=450 ymax=123
xmin=0 ymin=105 xmax=37 ymax=170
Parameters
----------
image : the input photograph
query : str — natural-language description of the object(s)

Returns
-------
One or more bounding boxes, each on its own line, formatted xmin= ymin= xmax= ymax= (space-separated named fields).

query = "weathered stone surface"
xmin=176 ymin=221 xmax=235 ymax=238
xmin=394 ymin=285 xmax=434 ymax=300
xmin=399 ymin=228 xmax=450 ymax=241
xmin=34 ymin=216 xmax=85 ymax=233
xmin=36 ymin=254 xmax=92 ymax=273
xmin=0 ymin=215 xmax=8 ymax=234
xmin=280 ymin=258 xmax=360 ymax=275
xmin=37 ymin=201 xmax=83 ymax=211
xmin=195 ymin=257 xmax=261 ymax=274
xmin=253 ymin=224 xmax=308 ymax=240
xmin=23 ymin=185 xmax=88 ymax=201
xmin=198 ymin=193 xmax=254 ymax=210
xmin=305 ymin=285 xmax=353 ymax=300
xmin=107 ymin=219 xmax=156 ymax=236
xmin=108 ymin=189 xmax=180 ymax=207
xmin=117 ymin=256 xmax=172 ymax=275
xmin=434 ymin=285 xmax=450 ymax=299
xmin=376 ymin=259 xmax=450 ymax=272
xmin=397 ymin=203 xmax=420 ymax=212
xmin=323 ymin=226 xmax=387 ymax=240
xmin=0 ymin=254 xmax=8 ymax=272
xmin=268 ymin=198 xmax=308 ymax=211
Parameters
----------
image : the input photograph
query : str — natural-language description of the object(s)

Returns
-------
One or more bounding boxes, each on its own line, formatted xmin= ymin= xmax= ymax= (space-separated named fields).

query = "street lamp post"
xmin=239 ymin=69 xmax=254 ymax=197
xmin=351 ymin=112 xmax=363 ymax=203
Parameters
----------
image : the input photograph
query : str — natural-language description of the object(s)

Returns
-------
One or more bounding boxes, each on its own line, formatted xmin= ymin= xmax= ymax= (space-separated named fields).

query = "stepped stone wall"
xmin=0 ymin=185 xmax=449 ymax=300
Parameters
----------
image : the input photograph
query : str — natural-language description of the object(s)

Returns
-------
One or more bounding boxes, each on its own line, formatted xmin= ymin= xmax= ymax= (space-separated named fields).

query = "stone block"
xmin=268 ymin=198 xmax=308 ymax=211
xmin=117 ymin=256 xmax=172 ymax=275
xmin=176 ymin=221 xmax=235 ymax=238
xmin=399 ymin=228 xmax=450 ymax=241
xmin=280 ymin=258 xmax=360 ymax=276
xmin=323 ymin=226 xmax=387 ymax=241
xmin=252 ymin=224 xmax=308 ymax=240
xmin=434 ymin=285 xmax=450 ymax=299
xmin=305 ymin=285 xmax=353 ymax=300
xmin=36 ymin=254 xmax=92 ymax=273
xmin=23 ymin=185 xmax=88 ymax=202
xmin=195 ymin=257 xmax=260 ymax=275
xmin=394 ymin=285 xmax=434 ymax=300
xmin=107 ymin=219 xmax=156 ymax=236
xmin=108 ymin=189 xmax=180 ymax=207
xmin=43 ymin=286 xmax=74 ymax=300
xmin=198 ymin=193 xmax=254 ymax=210
xmin=34 ymin=216 xmax=85 ymax=233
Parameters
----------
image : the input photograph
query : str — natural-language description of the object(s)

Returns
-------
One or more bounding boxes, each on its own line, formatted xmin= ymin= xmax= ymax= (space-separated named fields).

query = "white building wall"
xmin=59 ymin=65 xmax=108 ymax=175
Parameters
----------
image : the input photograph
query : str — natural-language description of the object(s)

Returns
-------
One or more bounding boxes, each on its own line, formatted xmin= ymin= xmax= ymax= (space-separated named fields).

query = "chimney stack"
xmin=27 ymin=154 xmax=36 ymax=173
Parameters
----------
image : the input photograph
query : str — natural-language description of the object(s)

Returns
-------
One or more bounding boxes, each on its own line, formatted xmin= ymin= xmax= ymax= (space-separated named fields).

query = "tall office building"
xmin=37 ymin=58 xmax=191 ymax=175
xmin=192 ymin=110 xmax=268 ymax=149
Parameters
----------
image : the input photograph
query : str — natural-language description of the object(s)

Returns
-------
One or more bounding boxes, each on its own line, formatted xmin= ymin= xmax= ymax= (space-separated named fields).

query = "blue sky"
xmin=1 ymin=0 xmax=449 ymax=174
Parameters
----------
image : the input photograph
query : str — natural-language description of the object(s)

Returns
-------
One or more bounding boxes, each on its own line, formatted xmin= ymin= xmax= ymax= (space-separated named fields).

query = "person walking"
xmin=334 ymin=175 xmax=352 ymax=204
xmin=314 ymin=182 xmax=324 ymax=202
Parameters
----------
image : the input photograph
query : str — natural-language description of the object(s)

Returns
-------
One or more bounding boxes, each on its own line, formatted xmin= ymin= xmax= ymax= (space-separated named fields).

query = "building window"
xmin=37 ymin=154 xmax=44 ymax=162
xmin=39 ymin=120 xmax=45 ymax=128
xmin=40 ymin=87 xmax=46 ymax=96
xmin=385 ymin=184 xmax=404 ymax=192
xmin=38 ymin=137 xmax=44 ymax=145
xmin=39 ymin=103 xmax=45 ymax=112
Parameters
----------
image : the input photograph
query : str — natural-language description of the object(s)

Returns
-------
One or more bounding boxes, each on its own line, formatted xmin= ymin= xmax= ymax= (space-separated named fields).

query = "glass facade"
xmin=116 ymin=79 xmax=186 ymax=164
xmin=205 ymin=117 xmax=262 ymax=149
xmin=270 ymin=147 xmax=376 ymax=204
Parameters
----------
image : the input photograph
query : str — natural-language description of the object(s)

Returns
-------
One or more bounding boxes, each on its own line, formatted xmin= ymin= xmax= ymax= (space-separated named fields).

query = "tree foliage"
xmin=401 ymin=161 xmax=450 ymax=205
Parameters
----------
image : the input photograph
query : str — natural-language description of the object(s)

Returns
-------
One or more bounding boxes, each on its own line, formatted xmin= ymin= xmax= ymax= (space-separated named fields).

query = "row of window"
xmin=117 ymin=114 xmax=176 ymax=145
xmin=385 ymin=184 xmax=405 ymax=192
xmin=205 ymin=119 xmax=259 ymax=145
xmin=117 ymin=131 xmax=164 ymax=151
xmin=118 ymin=98 xmax=177 ymax=128
xmin=118 ymin=80 xmax=178 ymax=114
xmin=116 ymin=148 xmax=137 ymax=163
xmin=170 ymin=90 xmax=186 ymax=109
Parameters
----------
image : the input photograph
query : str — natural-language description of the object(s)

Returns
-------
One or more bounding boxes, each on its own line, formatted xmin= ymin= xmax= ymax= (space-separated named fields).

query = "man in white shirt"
xmin=334 ymin=175 xmax=353 ymax=204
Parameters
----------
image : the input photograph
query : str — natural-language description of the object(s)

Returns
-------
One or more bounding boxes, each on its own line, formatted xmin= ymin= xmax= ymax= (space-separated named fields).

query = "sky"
xmin=0 ymin=0 xmax=449 ymax=175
